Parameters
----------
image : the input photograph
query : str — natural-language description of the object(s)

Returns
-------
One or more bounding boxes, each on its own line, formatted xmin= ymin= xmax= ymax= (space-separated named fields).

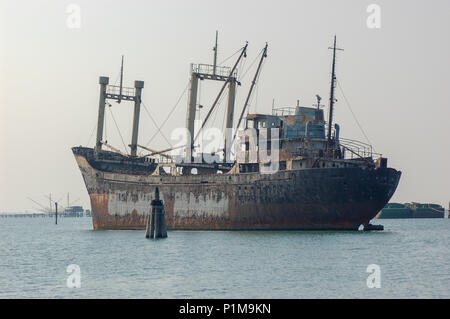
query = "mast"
xmin=185 ymin=35 xmax=241 ymax=160
xmin=327 ymin=35 xmax=343 ymax=144
xmin=193 ymin=42 xmax=248 ymax=146
xmin=118 ymin=55 xmax=124 ymax=103
xmin=213 ymin=31 xmax=218 ymax=75
xmin=94 ymin=56 xmax=144 ymax=156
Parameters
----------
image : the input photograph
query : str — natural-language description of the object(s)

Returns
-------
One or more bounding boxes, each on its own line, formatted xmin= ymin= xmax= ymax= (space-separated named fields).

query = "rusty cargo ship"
xmin=72 ymin=36 xmax=401 ymax=231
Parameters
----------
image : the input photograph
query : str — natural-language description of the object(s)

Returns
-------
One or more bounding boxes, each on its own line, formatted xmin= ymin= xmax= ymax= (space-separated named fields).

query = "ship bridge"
xmin=244 ymin=105 xmax=329 ymax=161
xmin=246 ymin=105 xmax=326 ymax=140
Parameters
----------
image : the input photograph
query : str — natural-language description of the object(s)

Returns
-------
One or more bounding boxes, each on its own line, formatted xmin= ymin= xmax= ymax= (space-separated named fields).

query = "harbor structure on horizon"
xmin=376 ymin=202 xmax=447 ymax=219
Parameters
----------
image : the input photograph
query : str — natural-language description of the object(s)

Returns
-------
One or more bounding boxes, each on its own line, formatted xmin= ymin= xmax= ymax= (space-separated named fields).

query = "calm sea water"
xmin=0 ymin=216 xmax=448 ymax=298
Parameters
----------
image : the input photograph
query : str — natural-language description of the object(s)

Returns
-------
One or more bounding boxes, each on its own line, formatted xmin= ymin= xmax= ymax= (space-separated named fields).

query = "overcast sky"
xmin=1 ymin=0 xmax=449 ymax=212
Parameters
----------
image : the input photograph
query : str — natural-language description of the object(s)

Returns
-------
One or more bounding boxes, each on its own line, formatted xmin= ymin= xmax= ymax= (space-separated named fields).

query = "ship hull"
xmin=73 ymin=152 xmax=401 ymax=231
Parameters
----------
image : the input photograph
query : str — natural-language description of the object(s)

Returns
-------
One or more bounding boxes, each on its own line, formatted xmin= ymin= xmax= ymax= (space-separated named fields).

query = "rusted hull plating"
xmin=74 ymin=153 xmax=401 ymax=231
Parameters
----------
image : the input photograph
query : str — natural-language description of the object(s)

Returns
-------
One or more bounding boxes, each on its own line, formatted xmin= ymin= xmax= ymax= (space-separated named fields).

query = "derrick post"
xmin=224 ymin=78 xmax=236 ymax=159
xmin=186 ymin=69 xmax=199 ymax=160
xmin=95 ymin=76 xmax=109 ymax=154
xmin=130 ymin=80 xmax=144 ymax=157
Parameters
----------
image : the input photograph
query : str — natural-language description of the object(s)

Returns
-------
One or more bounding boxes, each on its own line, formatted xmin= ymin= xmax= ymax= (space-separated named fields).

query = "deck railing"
xmin=192 ymin=64 xmax=237 ymax=78
xmin=339 ymin=137 xmax=381 ymax=160
xmin=106 ymin=85 xmax=135 ymax=97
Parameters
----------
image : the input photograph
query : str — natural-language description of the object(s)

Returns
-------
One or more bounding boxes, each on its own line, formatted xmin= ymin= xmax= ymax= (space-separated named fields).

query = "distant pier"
xmin=0 ymin=212 xmax=91 ymax=218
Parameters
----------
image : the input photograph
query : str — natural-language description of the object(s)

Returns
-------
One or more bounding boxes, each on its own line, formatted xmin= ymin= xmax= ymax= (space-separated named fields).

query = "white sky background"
xmin=0 ymin=0 xmax=449 ymax=212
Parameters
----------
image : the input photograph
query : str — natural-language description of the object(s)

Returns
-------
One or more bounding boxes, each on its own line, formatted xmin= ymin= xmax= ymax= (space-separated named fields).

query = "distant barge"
xmin=376 ymin=203 xmax=446 ymax=219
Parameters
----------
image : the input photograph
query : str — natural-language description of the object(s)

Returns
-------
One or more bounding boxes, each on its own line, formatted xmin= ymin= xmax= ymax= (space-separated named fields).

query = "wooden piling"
xmin=55 ymin=202 xmax=58 ymax=225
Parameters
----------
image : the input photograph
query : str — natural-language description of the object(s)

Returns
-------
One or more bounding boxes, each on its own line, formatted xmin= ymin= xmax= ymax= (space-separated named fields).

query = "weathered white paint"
xmin=173 ymin=192 xmax=229 ymax=217
xmin=108 ymin=191 xmax=159 ymax=216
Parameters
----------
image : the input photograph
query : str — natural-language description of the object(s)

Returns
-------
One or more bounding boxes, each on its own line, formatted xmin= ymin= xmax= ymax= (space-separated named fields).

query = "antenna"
xmin=118 ymin=55 xmax=124 ymax=103
xmin=315 ymin=94 xmax=322 ymax=111
xmin=327 ymin=35 xmax=344 ymax=145
xmin=213 ymin=31 xmax=218 ymax=75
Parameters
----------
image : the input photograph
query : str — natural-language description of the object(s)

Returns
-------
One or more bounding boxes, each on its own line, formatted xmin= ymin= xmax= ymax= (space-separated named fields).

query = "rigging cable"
xmin=237 ymin=51 xmax=247 ymax=81
xmin=211 ymin=89 xmax=227 ymax=129
xmin=143 ymin=80 xmax=190 ymax=147
xmin=239 ymin=47 xmax=264 ymax=82
xmin=86 ymin=119 xmax=97 ymax=146
xmin=246 ymin=55 xmax=265 ymax=117
xmin=246 ymin=85 xmax=257 ymax=117
xmin=198 ymin=91 xmax=227 ymax=154
xmin=218 ymin=47 xmax=242 ymax=66
xmin=336 ymin=79 xmax=372 ymax=147
xmin=141 ymin=100 xmax=173 ymax=148
xmin=113 ymin=71 xmax=120 ymax=86
xmin=253 ymin=58 xmax=266 ymax=114
xmin=108 ymin=106 xmax=129 ymax=154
